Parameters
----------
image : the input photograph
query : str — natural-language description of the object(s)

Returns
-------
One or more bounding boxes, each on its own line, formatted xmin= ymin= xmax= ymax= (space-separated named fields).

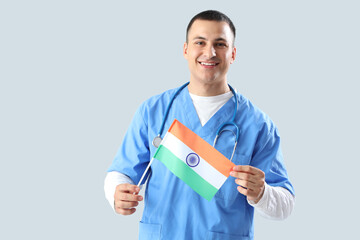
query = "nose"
xmin=204 ymin=45 xmax=216 ymax=58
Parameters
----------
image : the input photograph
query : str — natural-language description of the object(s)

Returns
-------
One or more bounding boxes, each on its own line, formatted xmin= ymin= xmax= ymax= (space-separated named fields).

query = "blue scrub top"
xmin=108 ymin=85 xmax=294 ymax=240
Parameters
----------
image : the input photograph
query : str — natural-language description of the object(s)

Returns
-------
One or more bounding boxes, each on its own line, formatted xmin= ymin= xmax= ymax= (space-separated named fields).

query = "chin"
xmin=190 ymin=72 xmax=225 ymax=85
xmin=201 ymin=76 xmax=223 ymax=84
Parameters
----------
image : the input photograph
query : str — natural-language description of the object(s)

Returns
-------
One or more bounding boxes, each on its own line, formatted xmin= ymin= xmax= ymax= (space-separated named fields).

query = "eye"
xmin=195 ymin=41 xmax=204 ymax=46
xmin=216 ymin=42 xmax=227 ymax=47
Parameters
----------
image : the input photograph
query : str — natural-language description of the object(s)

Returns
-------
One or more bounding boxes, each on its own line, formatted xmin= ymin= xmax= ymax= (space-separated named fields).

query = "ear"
xmin=183 ymin=42 xmax=188 ymax=59
xmin=230 ymin=46 xmax=236 ymax=64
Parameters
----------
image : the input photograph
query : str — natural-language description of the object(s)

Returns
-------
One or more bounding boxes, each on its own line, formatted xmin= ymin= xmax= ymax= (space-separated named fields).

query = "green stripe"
xmin=154 ymin=145 xmax=218 ymax=201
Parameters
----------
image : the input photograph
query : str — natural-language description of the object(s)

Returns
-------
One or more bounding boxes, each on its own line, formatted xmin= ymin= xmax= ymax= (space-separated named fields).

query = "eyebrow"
xmin=192 ymin=36 xmax=228 ymax=42
xmin=192 ymin=36 xmax=207 ymax=41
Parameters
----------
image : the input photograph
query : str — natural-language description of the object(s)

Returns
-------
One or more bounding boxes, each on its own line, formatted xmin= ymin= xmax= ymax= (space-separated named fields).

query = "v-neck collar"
xmin=178 ymin=86 xmax=235 ymax=138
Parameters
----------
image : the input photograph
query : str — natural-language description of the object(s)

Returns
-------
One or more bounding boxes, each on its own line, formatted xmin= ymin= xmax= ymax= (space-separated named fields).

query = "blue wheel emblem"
xmin=186 ymin=153 xmax=200 ymax=167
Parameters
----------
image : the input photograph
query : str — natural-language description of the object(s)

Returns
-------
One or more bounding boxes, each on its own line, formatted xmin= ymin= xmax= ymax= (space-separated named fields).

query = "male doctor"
xmin=105 ymin=10 xmax=295 ymax=240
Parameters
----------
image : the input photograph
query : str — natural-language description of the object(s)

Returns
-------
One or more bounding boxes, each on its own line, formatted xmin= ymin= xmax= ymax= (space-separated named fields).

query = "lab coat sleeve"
xmin=107 ymin=103 xmax=151 ymax=186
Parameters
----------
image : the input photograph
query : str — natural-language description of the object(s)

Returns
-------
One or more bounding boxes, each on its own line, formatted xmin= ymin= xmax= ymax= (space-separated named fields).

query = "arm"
xmin=230 ymin=121 xmax=295 ymax=219
xmin=248 ymin=183 xmax=295 ymax=220
xmin=105 ymin=103 xmax=150 ymax=215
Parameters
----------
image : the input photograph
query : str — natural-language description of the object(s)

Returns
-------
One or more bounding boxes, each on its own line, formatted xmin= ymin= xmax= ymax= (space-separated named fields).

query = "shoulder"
xmin=142 ymin=87 xmax=177 ymax=107
xmin=236 ymin=92 xmax=277 ymax=134
xmin=137 ymin=85 xmax=182 ymax=117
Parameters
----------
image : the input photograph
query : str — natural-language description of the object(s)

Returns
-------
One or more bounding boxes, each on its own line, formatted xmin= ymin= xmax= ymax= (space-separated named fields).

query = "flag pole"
xmin=137 ymin=158 xmax=155 ymax=187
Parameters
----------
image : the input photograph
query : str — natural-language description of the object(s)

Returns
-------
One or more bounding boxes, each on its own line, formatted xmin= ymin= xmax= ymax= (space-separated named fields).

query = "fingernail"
xmin=139 ymin=196 xmax=143 ymax=201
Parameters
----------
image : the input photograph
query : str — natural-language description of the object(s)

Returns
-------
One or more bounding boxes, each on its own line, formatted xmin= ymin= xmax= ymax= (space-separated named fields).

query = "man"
xmin=105 ymin=10 xmax=295 ymax=240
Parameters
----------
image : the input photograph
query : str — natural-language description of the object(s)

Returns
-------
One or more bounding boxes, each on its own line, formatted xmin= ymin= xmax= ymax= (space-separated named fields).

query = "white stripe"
xmin=161 ymin=132 xmax=227 ymax=189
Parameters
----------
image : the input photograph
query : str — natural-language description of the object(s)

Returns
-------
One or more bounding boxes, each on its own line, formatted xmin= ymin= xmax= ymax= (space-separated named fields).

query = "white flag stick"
xmin=137 ymin=158 xmax=155 ymax=187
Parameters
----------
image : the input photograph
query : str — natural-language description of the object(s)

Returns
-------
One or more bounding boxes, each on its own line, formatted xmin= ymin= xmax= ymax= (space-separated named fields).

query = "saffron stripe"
xmin=161 ymin=132 xmax=227 ymax=189
xmin=154 ymin=145 xmax=218 ymax=201
xmin=168 ymin=119 xmax=235 ymax=177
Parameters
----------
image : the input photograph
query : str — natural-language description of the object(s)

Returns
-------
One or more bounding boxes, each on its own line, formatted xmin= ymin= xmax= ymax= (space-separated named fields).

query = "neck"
xmin=188 ymin=81 xmax=230 ymax=96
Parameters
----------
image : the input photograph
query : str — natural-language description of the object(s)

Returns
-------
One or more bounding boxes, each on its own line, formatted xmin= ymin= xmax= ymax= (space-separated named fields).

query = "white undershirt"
xmin=189 ymin=91 xmax=233 ymax=126
xmin=104 ymin=91 xmax=295 ymax=219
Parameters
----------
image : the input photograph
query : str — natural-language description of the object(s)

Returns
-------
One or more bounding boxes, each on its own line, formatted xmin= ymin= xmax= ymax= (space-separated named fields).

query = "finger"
xmin=235 ymin=179 xmax=258 ymax=190
xmin=117 ymin=184 xmax=140 ymax=194
xmin=236 ymin=176 xmax=264 ymax=188
xmin=236 ymin=185 xmax=251 ymax=197
xmin=232 ymin=165 xmax=254 ymax=174
xmin=118 ymin=192 xmax=143 ymax=202
xmin=236 ymin=185 xmax=259 ymax=197
xmin=115 ymin=200 xmax=139 ymax=209
xmin=230 ymin=171 xmax=257 ymax=184
xmin=233 ymin=165 xmax=265 ymax=177
xmin=236 ymin=183 xmax=265 ymax=203
xmin=115 ymin=207 xmax=137 ymax=215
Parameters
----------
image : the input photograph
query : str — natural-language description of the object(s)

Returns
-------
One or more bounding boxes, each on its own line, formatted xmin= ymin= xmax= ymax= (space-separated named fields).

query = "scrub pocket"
xmin=139 ymin=222 xmax=161 ymax=240
xmin=207 ymin=231 xmax=251 ymax=240
xmin=214 ymin=154 xmax=251 ymax=201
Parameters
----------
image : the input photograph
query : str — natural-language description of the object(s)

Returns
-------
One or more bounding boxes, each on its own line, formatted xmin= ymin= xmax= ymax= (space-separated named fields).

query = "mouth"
xmin=198 ymin=61 xmax=219 ymax=68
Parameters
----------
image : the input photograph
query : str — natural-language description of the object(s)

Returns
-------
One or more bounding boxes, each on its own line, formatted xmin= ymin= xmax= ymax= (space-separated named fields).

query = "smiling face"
xmin=183 ymin=20 xmax=236 ymax=88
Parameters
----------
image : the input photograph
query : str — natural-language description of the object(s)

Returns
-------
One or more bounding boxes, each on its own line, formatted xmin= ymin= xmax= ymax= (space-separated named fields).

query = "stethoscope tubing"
xmin=157 ymin=82 xmax=190 ymax=138
xmin=153 ymin=82 xmax=239 ymax=162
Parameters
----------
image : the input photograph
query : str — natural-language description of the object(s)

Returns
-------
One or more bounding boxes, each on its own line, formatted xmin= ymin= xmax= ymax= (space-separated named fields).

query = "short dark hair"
xmin=186 ymin=10 xmax=236 ymax=43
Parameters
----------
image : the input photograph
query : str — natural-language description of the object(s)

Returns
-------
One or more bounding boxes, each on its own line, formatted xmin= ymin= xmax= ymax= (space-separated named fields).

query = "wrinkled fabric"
xmin=108 ymin=85 xmax=294 ymax=240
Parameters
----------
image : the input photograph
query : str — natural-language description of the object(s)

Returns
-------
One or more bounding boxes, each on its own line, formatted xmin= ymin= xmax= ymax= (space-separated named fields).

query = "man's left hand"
xmin=230 ymin=165 xmax=265 ymax=204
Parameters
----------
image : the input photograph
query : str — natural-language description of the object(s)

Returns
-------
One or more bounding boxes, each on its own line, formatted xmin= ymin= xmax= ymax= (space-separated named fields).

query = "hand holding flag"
xmin=230 ymin=165 xmax=265 ymax=204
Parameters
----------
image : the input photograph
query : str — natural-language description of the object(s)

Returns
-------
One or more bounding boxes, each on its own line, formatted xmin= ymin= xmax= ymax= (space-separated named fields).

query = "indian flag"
xmin=153 ymin=119 xmax=235 ymax=201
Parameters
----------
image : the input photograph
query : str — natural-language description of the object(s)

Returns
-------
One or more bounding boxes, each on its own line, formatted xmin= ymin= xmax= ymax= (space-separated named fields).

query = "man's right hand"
xmin=114 ymin=183 xmax=143 ymax=215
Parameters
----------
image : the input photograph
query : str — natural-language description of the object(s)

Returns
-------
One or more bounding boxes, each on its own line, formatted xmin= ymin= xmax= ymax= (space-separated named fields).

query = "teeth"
xmin=201 ymin=62 xmax=216 ymax=66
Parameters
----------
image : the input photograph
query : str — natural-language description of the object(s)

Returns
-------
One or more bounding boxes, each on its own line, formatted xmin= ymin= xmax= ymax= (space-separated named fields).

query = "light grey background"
xmin=1 ymin=0 xmax=359 ymax=239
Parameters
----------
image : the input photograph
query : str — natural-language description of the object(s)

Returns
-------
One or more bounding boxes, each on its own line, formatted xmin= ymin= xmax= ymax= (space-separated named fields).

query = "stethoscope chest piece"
xmin=152 ymin=135 xmax=162 ymax=148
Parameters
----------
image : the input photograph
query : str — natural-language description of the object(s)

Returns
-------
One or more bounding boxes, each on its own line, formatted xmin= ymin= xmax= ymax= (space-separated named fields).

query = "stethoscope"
xmin=152 ymin=82 xmax=240 ymax=162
